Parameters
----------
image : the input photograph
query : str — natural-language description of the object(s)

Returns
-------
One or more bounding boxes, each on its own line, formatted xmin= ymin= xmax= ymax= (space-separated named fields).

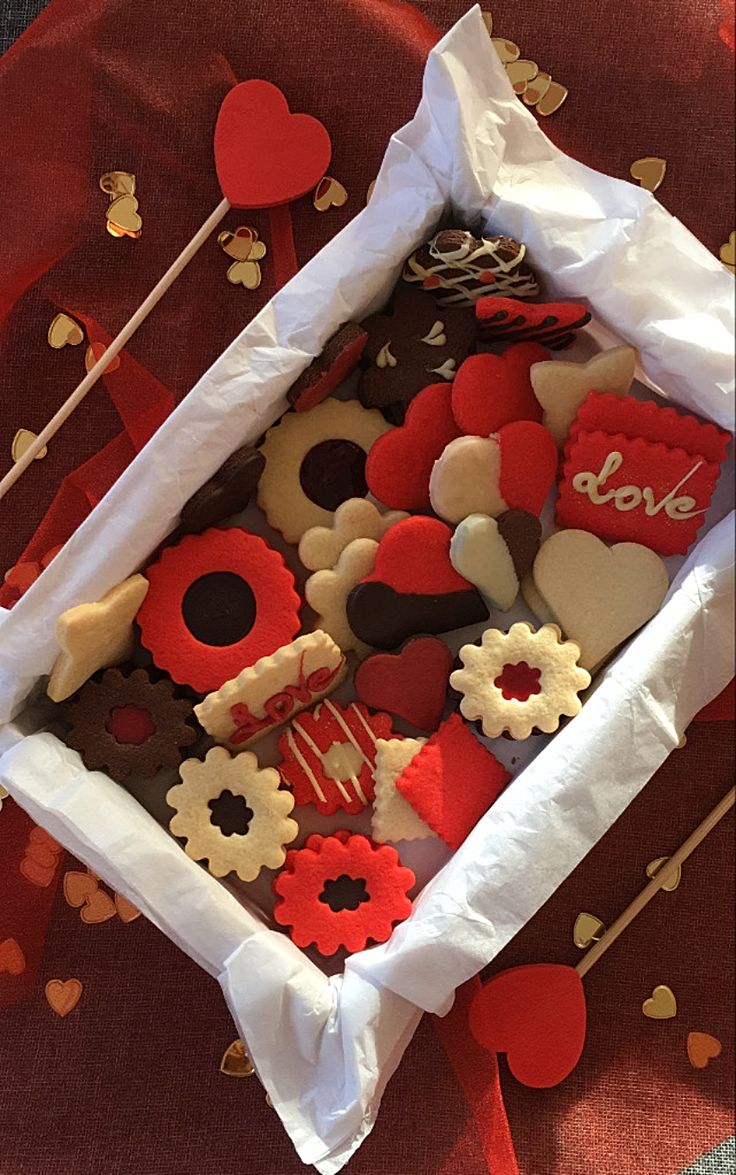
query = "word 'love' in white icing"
xmin=572 ymin=451 xmax=706 ymax=520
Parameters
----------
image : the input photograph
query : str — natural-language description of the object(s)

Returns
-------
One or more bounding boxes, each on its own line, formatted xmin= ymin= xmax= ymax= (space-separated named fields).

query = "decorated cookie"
xmin=346 ymin=517 xmax=488 ymax=649
xmin=395 ymin=714 xmax=511 ymax=849
xmin=402 ymin=229 xmax=539 ymax=305
xmin=364 ymin=382 xmax=462 ymax=511
xmin=450 ymin=622 xmax=591 ymax=739
xmin=136 ymin=527 xmax=301 ymax=693
xmin=304 ymin=538 xmax=379 ymax=659
xmin=276 ymin=699 xmax=395 ymax=815
xmin=429 ymin=422 xmax=557 ymax=524
xmin=62 ymin=667 xmax=197 ymax=782
xmin=476 ymin=296 xmax=591 ymax=349
xmin=358 ymin=287 xmax=475 ymax=412
xmin=167 ymin=746 xmax=297 ymax=881
xmin=529 ymin=346 xmax=637 ymax=447
xmin=286 ymin=322 xmax=368 ymax=412
xmin=372 ymin=737 xmax=434 ymax=843
xmin=298 ymin=497 xmax=407 ymax=571
xmin=273 ymin=832 xmax=414 ymax=955
xmin=450 ymin=344 xmax=547 ymax=435
xmin=193 ymin=631 xmax=346 ymax=750
xmin=258 ymin=398 xmax=391 ymax=543
xmin=178 ymin=444 xmax=265 ymax=534
xmin=449 ymin=510 xmax=542 ymax=611
xmin=354 ymin=635 xmax=453 ymax=731
xmin=557 ymin=393 xmax=730 ymax=555
xmin=530 ymin=529 xmax=669 ymax=671
xmin=47 ymin=574 xmax=150 ymax=702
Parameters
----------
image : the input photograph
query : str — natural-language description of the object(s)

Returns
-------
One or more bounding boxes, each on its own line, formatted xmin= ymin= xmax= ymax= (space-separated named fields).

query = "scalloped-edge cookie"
xmin=298 ymin=498 xmax=407 ymax=571
xmin=194 ymin=631 xmax=347 ymax=750
xmin=372 ymin=737 xmax=435 ymax=843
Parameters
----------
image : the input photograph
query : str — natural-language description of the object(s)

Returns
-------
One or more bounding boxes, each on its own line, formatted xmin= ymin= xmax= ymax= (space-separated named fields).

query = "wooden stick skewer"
xmin=0 ymin=196 xmax=231 ymax=503
xmin=576 ymin=785 xmax=735 ymax=978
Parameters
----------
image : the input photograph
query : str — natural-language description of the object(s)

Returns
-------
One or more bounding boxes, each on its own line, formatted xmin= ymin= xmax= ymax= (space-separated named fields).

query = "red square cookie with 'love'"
xmin=557 ymin=394 xmax=731 ymax=555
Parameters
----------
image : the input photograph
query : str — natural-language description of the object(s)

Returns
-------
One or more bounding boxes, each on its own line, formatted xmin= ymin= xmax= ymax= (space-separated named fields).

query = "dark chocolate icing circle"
xmin=182 ymin=571 xmax=256 ymax=647
xmin=299 ymin=438 xmax=368 ymax=511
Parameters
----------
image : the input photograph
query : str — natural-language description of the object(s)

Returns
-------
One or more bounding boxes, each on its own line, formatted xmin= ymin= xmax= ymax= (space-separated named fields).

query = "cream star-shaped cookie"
xmin=530 ymin=345 xmax=637 ymax=447
xmin=304 ymin=537 xmax=378 ymax=659
xmin=47 ymin=574 xmax=149 ymax=702
xmin=298 ymin=498 xmax=407 ymax=571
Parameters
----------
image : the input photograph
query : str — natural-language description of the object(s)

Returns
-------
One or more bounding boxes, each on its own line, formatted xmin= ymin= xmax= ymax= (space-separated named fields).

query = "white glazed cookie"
xmin=530 ymin=345 xmax=637 ymax=447
xmin=429 ymin=435 xmax=509 ymax=524
xmin=305 ymin=537 xmax=379 ymax=659
xmin=450 ymin=621 xmax=591 ymax=739
xmin=449 ymin=514 xmax=519 ymax=611
xmin=372 ymin=736 xmax=435 ymax=843
xmin=257 ymin=398 xmax=392 ymax=543
xmin=298 ymin=497 xmax=408 ymax=571
xmin=167 ymin=746 xmax=297 ymax=882
xmin=194 ymin=631 xmax=347 ymax=750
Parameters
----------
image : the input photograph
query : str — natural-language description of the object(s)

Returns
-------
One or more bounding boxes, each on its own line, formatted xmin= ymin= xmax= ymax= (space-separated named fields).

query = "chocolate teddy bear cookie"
xmin=402 ymin=228 xmax=539 ymax=306
xmin=357 ymin=286 xmax=475 ymax=415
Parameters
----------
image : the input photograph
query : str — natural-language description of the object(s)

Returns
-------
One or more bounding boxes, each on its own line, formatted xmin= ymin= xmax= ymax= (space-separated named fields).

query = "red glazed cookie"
xmin=395 ymin=713 xmax=511 ymax=849
xmin=402 ymin=228 xmax=539 ymax=306
xmin=354 ymin=636 xmax=453 ymax=732
xmin=568 ymin=391 xmax=732 ymax=461
xmin=273 ymin=832 xmax=414 ymax=955
xmin=364 ymin=382 xmax=462 ymax=510
xmin=287 ymin=323 xmax=368 ymax=412
xmin=137 ymin=528 xmax=301 ymax=693
xmin=346 ymin=517 xmax=488 ymax=649
xmin=276 ymin=699 xmax=395 ymax=816
xmin=450 ymin=344 xmax=547 ymax=435
xmin=476 ymin=296 xmax=591 ymax=349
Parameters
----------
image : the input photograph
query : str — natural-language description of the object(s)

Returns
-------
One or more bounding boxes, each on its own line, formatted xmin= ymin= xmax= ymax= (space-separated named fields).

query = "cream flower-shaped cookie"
xmin=372 ymin=737 xmax=434 ymax=843
xmin=298 ymin=497 xmax=407 ymax=571
xmin=257 ymin=399 xmax=392 ymax=543
xmin=305 ymin=537 xmax=378 ymax=659
xmin=166 ymin=746 xmax=297 ymax=882
xmin=450 ymin=621 xmax=591 ymax=740
xmin=47 ymin=574 xmax=149 ymax=702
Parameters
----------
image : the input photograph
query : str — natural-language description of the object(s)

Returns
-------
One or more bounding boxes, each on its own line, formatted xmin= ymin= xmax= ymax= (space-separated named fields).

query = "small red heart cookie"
xmin=476 ymin=296 xmax=591 ymax=349
xmin=365 ymin=382 xmax=462 ymax=510
xmin=469 ymin=963 xmax=587 ymax=1087
xmin=354 ymin=636 xmax=453 ymax=731
xmin=347 ymin=517 xmax=488 ymax=649
xmin=214 ymin=81 xmax=332 ymax=208
xmin=451 ymin=344 xmax=547 ymax=435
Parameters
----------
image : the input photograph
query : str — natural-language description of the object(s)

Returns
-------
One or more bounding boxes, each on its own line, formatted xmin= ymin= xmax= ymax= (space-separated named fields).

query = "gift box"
xmin=0 ymin=8 xmax=733 ymax=1172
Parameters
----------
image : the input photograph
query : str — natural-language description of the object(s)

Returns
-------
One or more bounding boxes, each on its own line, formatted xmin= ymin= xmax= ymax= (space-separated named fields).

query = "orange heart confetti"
xmin=0 ymin=937 xmax=26 ymax=976
xmin=20 ymin=826 xmax=63 ymax=887
xmin=63 ymin=870 xmax=97 ymax=907
xmin=45 ymin=978 xmax=83 ymax=1017
xmin=687 ymin=1031 xmax=722 ymax=1069
xmin=220 ymin=1038 xmax=255 ymax=1077
xmin=630 ymin=157 xmax=667 ymax=193
xmin=85 ymin=342 xmax=122 ymax=374
xmin=114 ymin=893 xmax=141 ymax=923
xmin=64 ymin=870 xmax=117 ymax=924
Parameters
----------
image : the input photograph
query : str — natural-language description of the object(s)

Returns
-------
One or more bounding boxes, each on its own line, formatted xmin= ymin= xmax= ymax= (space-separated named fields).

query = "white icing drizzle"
xmin=285 ymin=725 xmax=327 ymax=804
xmin=403 ymin=236 xmax=538 ymax=305
xmin=290 ymin=717 xmax=353 ymax=804
xmin=421 ymin=320 xmax=447 ymax=346
xmin=376 ymin=341 xmax=398 ymax=368
xmin=428 ymin=357 xmax=457 ymax=380
xmin=286 ymin=701 xmax=379 ymax=808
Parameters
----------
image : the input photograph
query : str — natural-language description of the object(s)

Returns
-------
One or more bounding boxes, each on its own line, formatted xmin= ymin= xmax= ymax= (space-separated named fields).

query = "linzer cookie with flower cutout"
xmin=276 ymin=699 xmax=395 ymax=816
xmin=402 ymin=228 xmax=539 ymax=306
xmin=557 ymin=393 xmax=731 ymax=555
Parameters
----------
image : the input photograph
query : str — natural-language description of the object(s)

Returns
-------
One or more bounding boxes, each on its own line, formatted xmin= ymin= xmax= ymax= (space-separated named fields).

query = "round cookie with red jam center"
xmin=273 ymin=832 xmax=415 ymax=955
xmin=276 ymin=699 xmax=395 ymax=816
xmin=137 ymin=527 xmax=301 ymax=694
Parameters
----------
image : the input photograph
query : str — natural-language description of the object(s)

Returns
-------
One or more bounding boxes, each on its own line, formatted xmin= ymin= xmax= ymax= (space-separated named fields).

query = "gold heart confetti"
xmin=494 ymin=38 xmax=521 ymax=65
xmin=47 ymin=312 xmax=84 ymax=349
xmin=642 ymin=984 xmax=677 ymax=1019
xmin=524 ymin=71 xmax=552 ymax=106
xmin=573 ymin=912 xmax=605 ymax=949
xmin=220 ymin=1038 xmax=255 ymax=1077
xmin=366 ymin=180 xmax=376 ymax=204
xmin=313 ymin=176 xmax=348 ymax=212
xmin=719 ymin=230 xmax=735 ymax=275
xmin=45 ymin=977 xmax=83 ymax=1017
xmin=687 ymin=1031 xmax=722 ymax=1069
xmin=85 ymin=342 xmax=121 ymax=374
xmin=11 ymin=429 xmax=47 ymax=462
xmin=630 ymin=157 xmax=667 ymax=193
xmin=535 ymin=80 xmax=568 ymax=116
xmin=481 ymin=10 xmax=493 ymax=35
xmin=506 ymin=59 xmax=539 ymax=94
xmin=0 ymin=783 xmax=9 ymax=812
xmin=645 ymin=856 xmax=682 ymax=892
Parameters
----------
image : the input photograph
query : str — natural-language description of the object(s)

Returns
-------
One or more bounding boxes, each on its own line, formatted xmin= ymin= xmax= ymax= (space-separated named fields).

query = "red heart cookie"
xmin=498 ymin=421 xmax=558 ymax=515
xmin=354 ymin=636 xmax=453 ymax=731
xmin=365 ymin=383 xmax=462 ymax=510
xmin=469 ymin=963 xmax=587 ymax=1087
xmin=451 ymin=344 xmax=547 ymax=435
xmin=214 ymin=81 xmax=332 ymax=208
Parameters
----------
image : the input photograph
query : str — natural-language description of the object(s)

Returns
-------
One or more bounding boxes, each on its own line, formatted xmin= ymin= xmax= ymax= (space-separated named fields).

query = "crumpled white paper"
xmin=0 ymin=7 xmax=733 ymax=1173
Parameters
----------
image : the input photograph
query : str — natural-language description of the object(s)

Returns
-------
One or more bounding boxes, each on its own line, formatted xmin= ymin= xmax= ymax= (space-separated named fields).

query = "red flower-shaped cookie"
xmin=137 ymin=527 xmax=301 ymax=693
xmin=476 ymin=296 xmax=591 ymax=349
xmin=273 ymin=832 xmax=415 ymax=954
xmin=365 ymin=382 xmax=462 ymax=510
xmin=277 ymin=699 xmax=395 ymax=815
xmin=451 ymin=344 xmax=547 ymax=435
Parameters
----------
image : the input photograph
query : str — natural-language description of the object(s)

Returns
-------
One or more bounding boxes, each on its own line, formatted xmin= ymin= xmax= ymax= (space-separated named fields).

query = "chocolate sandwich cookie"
xmin=287 ymin=322 xmax=368 ymax=412
xmin=179 ymin=444 xmax=265 ymax=534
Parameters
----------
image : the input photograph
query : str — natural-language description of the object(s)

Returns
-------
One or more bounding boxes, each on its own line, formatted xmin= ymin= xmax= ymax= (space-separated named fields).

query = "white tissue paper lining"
xmin=0 ymin=8 xmax=733 ymax=1173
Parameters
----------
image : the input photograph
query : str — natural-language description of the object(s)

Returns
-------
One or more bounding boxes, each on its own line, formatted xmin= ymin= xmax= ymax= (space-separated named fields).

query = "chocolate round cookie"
xmin=179 ymin=444 xmax=265 ymax=534
xmin=402 ymin=228 xmax=539 ymax=306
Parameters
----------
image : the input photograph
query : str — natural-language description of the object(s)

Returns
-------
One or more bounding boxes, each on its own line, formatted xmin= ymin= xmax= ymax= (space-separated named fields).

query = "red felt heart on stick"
xmin=354 ymin=636 xmax=453 ymax=731
xmin=214 ymin=80 xmax=332 ymax=208
xmin=469 ymin=963 xmax=587 ymax=1088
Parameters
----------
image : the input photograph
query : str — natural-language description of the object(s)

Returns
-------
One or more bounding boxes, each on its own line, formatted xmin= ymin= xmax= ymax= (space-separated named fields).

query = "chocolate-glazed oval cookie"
xmin=403 ymin=228 xmax=539 ymax=306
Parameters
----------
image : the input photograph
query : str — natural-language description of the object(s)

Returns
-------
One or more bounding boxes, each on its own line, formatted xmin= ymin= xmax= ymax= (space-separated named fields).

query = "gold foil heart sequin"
xmin=313 ymin=176 xmax=348 ymax=212
xmin=573 ymin=912 xmax=605 ymax=949
xmin=719 ymin=231 xmax=735 ymax=274
xmin=630 ymin=157 xmax=667 ymax=193
xmin=84 ymin=342 xmax=121 ymax=374
xmin=11 ymin=429 xmax=47 ymax=462
xmin=642 ymin=984 xmax=677 ymax=1019
xmin=48 ymin=312 xmax=84 ymax=349
xmin=100 ymin=171 xmax=142 ymax=238
xmin=217 ymin=226 xmax=266 ymax=289
xmin=220 ymin=1038 xmax=255 ymax=1077
xmin=534 ymin=80 xmax=568 ymax=116
xmin=505 ymin=59 xmax=539 ymax=94
xmin=645 ymin=856 xmax=682 ymax=891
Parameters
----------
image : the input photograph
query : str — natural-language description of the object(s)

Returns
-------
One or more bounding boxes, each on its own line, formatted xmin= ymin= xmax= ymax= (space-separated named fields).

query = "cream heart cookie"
xmin=531 ymin=529 xmax=669 ymax=671
xmin=305 ymin=537 xmax=379 ymax=658
xmin=530 ymin=345 xmax=637 ymax=447
xmin=298 ymin=498 xmax=407 ymax=571
xmin=449 ymin=511 xmax=542 ymax=611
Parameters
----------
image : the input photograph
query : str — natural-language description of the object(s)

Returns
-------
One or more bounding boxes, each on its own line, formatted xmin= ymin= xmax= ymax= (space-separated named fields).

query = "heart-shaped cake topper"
xmin=214 ymin=80 xmax=332 ymax=208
